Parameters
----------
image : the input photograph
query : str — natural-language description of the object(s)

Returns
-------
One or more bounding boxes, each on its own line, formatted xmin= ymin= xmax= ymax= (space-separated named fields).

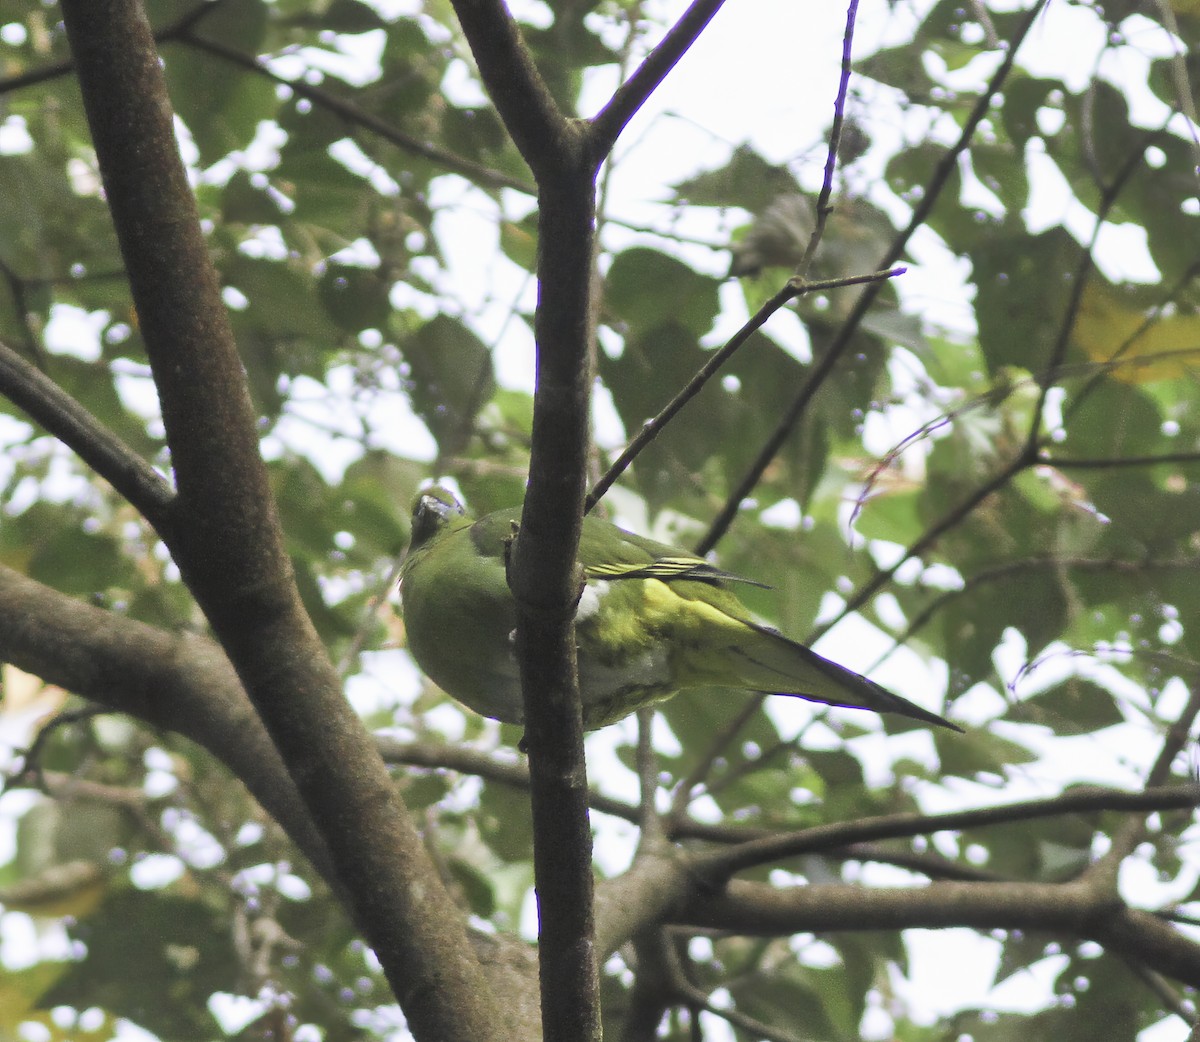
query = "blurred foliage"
xmin=1 ymin=0 xmax=1200 ymax=1039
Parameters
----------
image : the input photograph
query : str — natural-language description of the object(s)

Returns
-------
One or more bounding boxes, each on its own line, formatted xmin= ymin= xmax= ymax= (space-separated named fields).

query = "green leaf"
xmin=26 ymin=525 xmax=128 ymax=596
xmin=401 ymin=314 xmax=496 ymax=455
xmin=42 ymin=890 xmax=236 ymax=1041
xmin=323 ymin=0 xmax=388 ymax=32
xmin=319 ymin=263 xmax=392 ymax=332
xmin=1027 ymin=678 xmax=1127 ymax=734
xmin=605 ymin=248 xmax=720 ymax=340
xmin=934 ymin=727 xmax=1038 ymax=782
xmin=161 ymin=2 xmax=276 ymax=166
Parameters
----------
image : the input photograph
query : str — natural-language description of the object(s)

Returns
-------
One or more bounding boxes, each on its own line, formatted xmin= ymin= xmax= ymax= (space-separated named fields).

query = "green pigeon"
xmin=400 ymin=487 xmax=959 ymax=733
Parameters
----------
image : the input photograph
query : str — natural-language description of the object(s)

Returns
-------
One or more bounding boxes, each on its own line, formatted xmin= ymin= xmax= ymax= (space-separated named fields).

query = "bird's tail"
xmin=734 ymin=623 xmax=961 ymax=731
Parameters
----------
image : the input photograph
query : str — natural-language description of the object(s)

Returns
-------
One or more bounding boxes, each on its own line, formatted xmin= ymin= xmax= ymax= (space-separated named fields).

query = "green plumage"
xmin=400 ymin=488 xmax=959 ymax=733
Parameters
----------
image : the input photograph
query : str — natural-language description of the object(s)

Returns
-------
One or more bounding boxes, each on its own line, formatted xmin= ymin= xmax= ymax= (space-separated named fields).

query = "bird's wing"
xmin=584 ymin=555 xmax=769 ymax=587
xmin=610 ymin=562 xmax=960 ymax=731
xmin=578 ymin=516 xmax=769 ymax=587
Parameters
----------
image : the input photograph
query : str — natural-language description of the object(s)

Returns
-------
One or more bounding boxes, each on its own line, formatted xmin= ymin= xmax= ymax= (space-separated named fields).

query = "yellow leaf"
xmin=1073 ymin=281 xmax=1200 ymax=383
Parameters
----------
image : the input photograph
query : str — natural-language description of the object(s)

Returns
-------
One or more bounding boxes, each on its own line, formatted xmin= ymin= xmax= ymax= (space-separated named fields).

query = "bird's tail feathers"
xmin=736 ymin=623 xmax=960 ymax=731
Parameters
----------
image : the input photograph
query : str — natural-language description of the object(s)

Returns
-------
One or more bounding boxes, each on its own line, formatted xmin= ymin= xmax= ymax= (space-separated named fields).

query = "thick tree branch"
xmin=448 ymin=3 xmax=604 ymax=1037
xmin=0 ymin=566 xmax=547 ymax=1017
xmin=0 ymin=564 xmax=333 ymax=886
xmin=601 ymin=781 xmax=1200 ymax=961
xmin=450 ymin=0 xmax=577 ymax=181
xmin=589 ymin=0 xmax=727 ymax=154
xmin=0 ymin=337 xmax=176 ymax=525
xmin=683 ymin=880 xmax=1200 ymax=987
xmin=595 ymin=847 xmax=695 ymax=959
xmin=509 ymin=147 xmax=602 ymax=1042
xmin=60 ymin=3 xmax=507 ymax=1038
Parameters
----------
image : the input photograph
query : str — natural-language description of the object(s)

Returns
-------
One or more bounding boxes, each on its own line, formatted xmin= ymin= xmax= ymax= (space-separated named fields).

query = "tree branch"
xmin=794 ymin=0 xmax=859 ymax=278
xmin=824 ymin=450 xmax=1036 ymax=639
xmin=448 ymin=3 xmax=603 ymax=1037
xmin=698 ymin=0 xmax=1050 ymax=555
xmin=1086 ymin=688 xmax=1200 ymax=892
xmin=869 ymin=553 xmax=1200 ymax=674
xmin=1040 ymin=451 xmax=1200 ymax=469
xmin=589 ymin=0 xmax=727 ymax=154
xmin=0 ymin=563 xmax=334 ymax=886
xmin=682 ymin=880 xmax=1200 ymax=987
xmin=587 ymin=266 xmax=904 ymax=512
xmin=450 ymin=0 xmax=578 ymax=180
xmin=0 ymin=2 xmax=534 ymax=196
xmin=0 ymin=0 xmax=225 ymax=95
xmin=60 ymin=3 xmax=507 ymax=1037
xmin=691 ymin=785 xmax=1200 ymax=881
xmin=374 ymin=736 xmax=1007 ymax=882
xmin=0 ymin=336 xmax=176 ymax=525
xmin=173 ymin=30 xmax=535 ymax=195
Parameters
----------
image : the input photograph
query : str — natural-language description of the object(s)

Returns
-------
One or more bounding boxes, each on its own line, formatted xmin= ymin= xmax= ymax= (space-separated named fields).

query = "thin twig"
xmin=1058 ymin=250 xmax=1200 ymax=426
xmin=586 ymin=267 xmax=903 ymax=511
xmin=867 ymin=554 xmax=1200 ymax=676
xmin=838 ymin=451 xmax=1035 ymax=629
xmin=825 ymin=76 xmax=1160 ymax=645
xmin=336 ymin=554 xmax=405 ymax=679
xmin=794 ymin=0 xmax=860 ymax=278
xmin=1086 ymin=687 xmax=1200 ymax=892
xmin=0 ymin=259 xmax=45 ymax=367
xmin=1020 ymin=123 xmax=1153 ymax=459
xmin=692 ymin=784 xmax=1200 ymax=881
xmin=375 ymin=734 xmax=1015 ymax=880
xmin=673 ymin=976 xmax=805 ymax=1042
xmin=1150 ymin=0 xmax=1200 ymax=187
xmin=1124 ymin=961 xmax=1196 ymax=1025
xmin=1042 ymin=451 xmax=1200 ymax=469
xmin=635 ymin=708 xmax=664 ymax=841
xmin=590 ymin=0 xmax=728 ymax=155
xmin=0 ymin=0 xmax=227 ymax=96
xmin=2 ymin=706 xmax=105 ymax=795
xmin=175 ymin=30 xmax=535 ymax=195
xmin=697 ymin=0 xmax=1051 ymax=556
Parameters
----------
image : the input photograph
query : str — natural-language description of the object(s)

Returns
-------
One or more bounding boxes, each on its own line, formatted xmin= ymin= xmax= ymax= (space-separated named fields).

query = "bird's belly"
xmin=576 ymin=645 xmax=676 ymax=728
xmin=432 ymin=642 xmax=673 ymax=728
xmin=577 ymin=645 xmax=672 ymax=700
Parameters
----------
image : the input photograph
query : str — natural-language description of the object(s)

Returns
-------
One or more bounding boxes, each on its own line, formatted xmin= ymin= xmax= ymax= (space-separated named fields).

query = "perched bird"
xmin=400 ymin=487 xmax=959 ymax=733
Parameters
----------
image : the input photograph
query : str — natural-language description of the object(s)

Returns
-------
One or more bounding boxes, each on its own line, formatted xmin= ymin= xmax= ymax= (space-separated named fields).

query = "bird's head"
xmin=408 ymin=486 xmax=468 ymax=551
